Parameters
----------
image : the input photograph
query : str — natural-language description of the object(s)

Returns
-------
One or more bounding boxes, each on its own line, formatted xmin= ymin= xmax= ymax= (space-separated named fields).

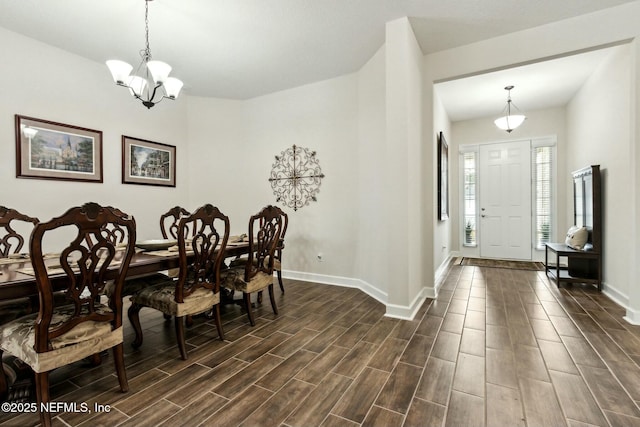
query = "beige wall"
xmin=566 ymin=44 xmax=632 ymax=304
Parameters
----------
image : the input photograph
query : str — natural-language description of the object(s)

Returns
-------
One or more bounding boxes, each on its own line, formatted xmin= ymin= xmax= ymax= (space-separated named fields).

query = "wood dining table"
xmin=0 ymin=239 xmax=250 ymax=302
xmin=0 ymin=239 xmax=251 ymax=401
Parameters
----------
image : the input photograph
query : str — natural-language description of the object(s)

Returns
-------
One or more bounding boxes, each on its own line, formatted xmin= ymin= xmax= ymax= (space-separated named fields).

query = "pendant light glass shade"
xmin=105 ymin=0 xmax=183 ymax=109
xmin=494 ymin=85 xmax=526 ymax=133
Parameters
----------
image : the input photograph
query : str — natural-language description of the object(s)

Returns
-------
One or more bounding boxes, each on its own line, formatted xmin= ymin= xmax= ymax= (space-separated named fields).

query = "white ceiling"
xmin=0 ymin=0 xmax=635 ymax=118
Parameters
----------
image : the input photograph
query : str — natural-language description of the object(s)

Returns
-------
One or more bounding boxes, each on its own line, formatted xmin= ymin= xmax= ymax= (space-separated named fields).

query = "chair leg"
xmin=112 ymin=343 xmax=129 ymax=392
xmin=128 ymin=303 xmax=144 ymax=348
xmin=0 ymin=350 xmax=7 ymax=401
xmin=244 ymin=292 xmax=255 ymax=326
xmin=277 ymin=269 xmax=284 ymax=293
xmin=268 ymin=284 xmax=278 ymax=315
xmin=175 ymin=316 xmax=188 ymax=360
xmin=186 ymin=315 xmax=194 ymax=327
xmin=35 ymin=371 xmax=51 ymax=427
xmin=212 ymin=305 xmax=225 ymax=341
xmin=257 ymin=290 xmax=263 ymax=304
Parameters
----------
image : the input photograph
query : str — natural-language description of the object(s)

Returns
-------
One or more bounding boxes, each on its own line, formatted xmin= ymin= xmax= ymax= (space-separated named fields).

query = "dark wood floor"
xmin=2 ymin=262 xmax=640 ymax=427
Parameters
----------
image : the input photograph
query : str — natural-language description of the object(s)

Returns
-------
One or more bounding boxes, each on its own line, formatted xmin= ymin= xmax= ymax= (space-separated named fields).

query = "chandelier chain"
xmin=142 ymin=0 xmax=151 ymax=61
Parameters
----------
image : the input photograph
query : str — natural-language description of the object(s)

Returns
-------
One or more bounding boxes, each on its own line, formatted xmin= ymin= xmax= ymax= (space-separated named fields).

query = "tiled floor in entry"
xmin=2 ymin=263 xmax=640 ymax=426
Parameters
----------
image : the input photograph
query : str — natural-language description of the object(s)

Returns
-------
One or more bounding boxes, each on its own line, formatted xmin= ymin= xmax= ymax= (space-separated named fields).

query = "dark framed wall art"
xmin=122 ymin=136 xmax=176 ymax=187
xmin=438 ymin=131 xmax=449 ymax=221
xmin=15 ymin=115 xmax=103 ymax=183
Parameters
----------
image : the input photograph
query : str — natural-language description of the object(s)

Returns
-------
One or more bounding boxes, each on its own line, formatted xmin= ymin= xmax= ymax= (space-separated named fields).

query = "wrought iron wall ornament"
xmin=269 ymin=145 xmax=325 ymax=211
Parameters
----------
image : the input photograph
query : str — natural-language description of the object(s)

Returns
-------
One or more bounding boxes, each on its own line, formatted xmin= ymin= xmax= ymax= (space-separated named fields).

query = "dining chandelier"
xmin=494 ymin=85 xmax=526 ymax=132
xmin=106 ymin=0 xmax=183 ymax=109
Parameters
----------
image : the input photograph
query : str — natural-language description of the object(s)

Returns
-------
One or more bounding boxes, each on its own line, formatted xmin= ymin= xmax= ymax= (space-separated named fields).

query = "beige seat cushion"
xmin=130 ymin=284 xmax=219 ymax=317
xmin=220 ymin=265 xmax=274 ymax=294
xmin=0 ymin=304 xmax=122 ymax=373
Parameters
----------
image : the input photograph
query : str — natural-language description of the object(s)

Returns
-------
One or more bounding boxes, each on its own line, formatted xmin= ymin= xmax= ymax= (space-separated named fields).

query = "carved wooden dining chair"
xmin=160 ymin=206 xmax=192 ymax=240
xmin=221 ymin=205 xmax=283 ymax=326
xmin=0 ymin=206 xmax=39 ymax=257
xmin=0 ymin=207 xmax=39 ymax=326
xmin=272 ymin=209 xmax=288 ymax=293
xmin=0 ymin=202 xmax=136 ymax=427
xmin=128 ymin=204 xmax=229 ymax=359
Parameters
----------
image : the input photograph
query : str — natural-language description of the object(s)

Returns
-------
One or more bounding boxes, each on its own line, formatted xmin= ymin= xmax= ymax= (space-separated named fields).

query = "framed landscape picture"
xmin=438 ymin=131 xmax=449 ymax=221
xmin=15 ymin=115 xmax=103 ymax=182
xmin=122 ymin=136 xmax=176 ymax=187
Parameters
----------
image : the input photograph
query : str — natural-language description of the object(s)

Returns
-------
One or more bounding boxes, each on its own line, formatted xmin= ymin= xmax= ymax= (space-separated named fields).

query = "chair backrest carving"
xmin=0 ymin=206 xmax=39 ymax=257
xmin=175 ymin=204 xmax=229 ymax=303
xmin=29 ymin=202 xmax=136 ymax=353
xmin=160 ymin=206 xmax=191 ymax=240
xmin=246 ymin=205 xmax=283 ymax=280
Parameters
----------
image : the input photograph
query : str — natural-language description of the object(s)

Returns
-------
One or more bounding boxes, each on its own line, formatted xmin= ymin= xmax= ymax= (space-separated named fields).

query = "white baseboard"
xmin=281 ymin=269 xmax=434 ymax=320
xmin=624 ymin=308 xmax=640 ymax=325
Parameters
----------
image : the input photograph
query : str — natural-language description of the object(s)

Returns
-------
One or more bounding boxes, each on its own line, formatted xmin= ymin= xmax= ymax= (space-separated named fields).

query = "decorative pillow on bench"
xmin=565 ymin=226 xmax=588 ymax=250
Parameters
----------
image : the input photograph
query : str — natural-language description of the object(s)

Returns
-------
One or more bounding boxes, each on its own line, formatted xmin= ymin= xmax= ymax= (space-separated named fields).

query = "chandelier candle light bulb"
xmin=105 ymin=0 xmax=183 ymax=109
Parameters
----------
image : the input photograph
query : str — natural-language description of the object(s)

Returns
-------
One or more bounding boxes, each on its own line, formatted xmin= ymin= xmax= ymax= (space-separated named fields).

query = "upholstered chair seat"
xmin=131 ymin=284 xmax=219 ymax=317
xmin=219 ymin=205 xmax=284 ymax=326
xmin=0 ymin=202 xmax=136 ymax=427
xmin=128 ymin=204 xmax=230 ymax=360
xmin=0 ymin=304 xmax=121 ymax=373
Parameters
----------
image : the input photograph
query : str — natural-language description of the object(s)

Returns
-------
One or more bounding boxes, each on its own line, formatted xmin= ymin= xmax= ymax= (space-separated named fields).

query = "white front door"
xmin=479 ymin=140 xmax=532 ymax=260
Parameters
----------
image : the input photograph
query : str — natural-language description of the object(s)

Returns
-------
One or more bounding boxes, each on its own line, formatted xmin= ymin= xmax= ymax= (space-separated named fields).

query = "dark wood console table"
xmin=545 ymin=242 xmax=601 ymax=290
xmin=544 ymin=165 xmax=602 ymax=291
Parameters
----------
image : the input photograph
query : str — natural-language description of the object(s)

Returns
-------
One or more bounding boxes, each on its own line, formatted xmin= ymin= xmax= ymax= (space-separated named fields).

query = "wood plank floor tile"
xmin=514 ymin=345 xmax=550 ymax=382
xmin=441 ymin=312 xmax=465 ymax=334
xmin=211 ymin=353 xmax=284 ymax=400
xmin=453 ymin=353 xmax=485 ymax=397
xmin=334 ymin=322 xmax=372 ymax=348
xmin=583 ymin=331 xmax=633 ymax=363
xmin=549 ymin=315 xmax=582 ymax=337
xmin=538 ymin=340 xmax=579 ymax=375
xmin=115 ymin=363 xmax=211 ymax=416
xmin=459 ymin=328 xmax=485 ymax=357
xmin=332 ymin=340 xmax=379 ymax=378
xmin=255 ymin=349 xmax=317 ymax=392
xmin=295 ymin=345 xmax=350 ymax=385
xmin=404 ymin=398 xmax=446 ymax=427
xmin=602 ymin=411 xmax=640 ymax=427
xmin=562 ymin=336 xmax=608 ymax=369
xmin=486 ymin=383 xmax=525 ymax=427
xmin=486 ymin=348 xmax=518 ymax=389
xmin=320 ymin=414 xmax=360 ymax=427
xmin=369 ymin=337 xmax=411 ymax=371
xmin=331 ymin=367 xmax=390 ymax=423
xmin=8 ymin=272 xmax=640 ymax=427
xmin=415 ymin=314 xmax=444 ymax=337
xmin=579 ymin=366 xmax=640 ymax=418
xmin=415 ymin=357 xmax=456 ymax=405
xmin=303 ymin=324 xmax=348 ymax=353
xmin=239 ymin=379 xmax=315 ymax=427
xmin=116 ymin=400 xmax=183 ymax=427
xmin=375 ymin=362 xmax=423 ymax=414
xmin=159 ymin=393 xmax=229 ymax=427
xmin=235 ymin=331 xmax=291 ymax=362
xmin=486 ymin=324 xmax=512 ymax=350
xmin=464 ymin=310 xmax=486 ymax=331
xmin=285 ymin=373 xmax=353 ymax=427
xmin=530 ymin=318 xmax=561 ymax=342
xmin=207 ymin=385 xmax=273 ymax=427
xmin=519 ymin=377 xmax=567 ymax=427
xmin=549 ymin=370 xmax=608 ymax=426
xmin=444 ymin=391 xmax=484 ymax=427
xmin=430 ymin=331 xmax=461 ymax=362
xmin=361 ymin=318 xmax=400 ymax=345
xmin=361 ymin=405 xmax=404 ymax=427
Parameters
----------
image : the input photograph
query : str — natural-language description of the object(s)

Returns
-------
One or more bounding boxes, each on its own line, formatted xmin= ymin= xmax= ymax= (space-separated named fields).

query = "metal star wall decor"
xmin=269 ymin=144 xmax=325 ymax=211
